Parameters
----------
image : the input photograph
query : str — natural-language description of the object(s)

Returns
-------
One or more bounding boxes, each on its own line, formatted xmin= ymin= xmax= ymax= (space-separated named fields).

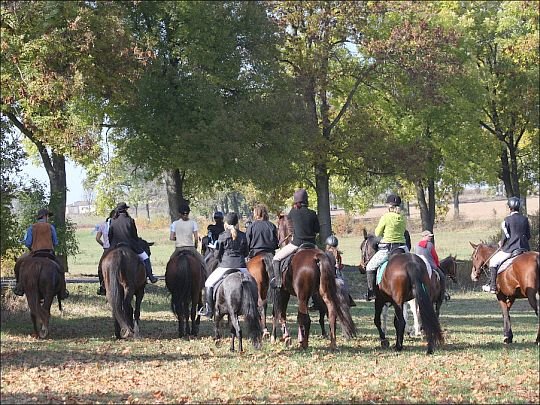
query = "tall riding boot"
xmin=97 ymin=266 xmax=106 ymax=295
xmin=143 ymin=259 xmax=158 ymax=283
xmin=198 ymin=287 xmax=214 ymax=318
xmin=272 ymin=260 xmax=282 ymax=289
xmin=58 ymin=271 xmax=69 ymax=300
xmin=488 ymin=267 xmax=497 ymax=293
xmin=364 ymin=271 xmax=376 ymax=301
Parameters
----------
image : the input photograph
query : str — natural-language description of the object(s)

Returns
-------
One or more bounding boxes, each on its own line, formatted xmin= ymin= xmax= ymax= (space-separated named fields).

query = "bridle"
xmin=472 ymin=245 xmax=499 ymax=278
xmin=359 ymin=238 xmax=375 ymax=271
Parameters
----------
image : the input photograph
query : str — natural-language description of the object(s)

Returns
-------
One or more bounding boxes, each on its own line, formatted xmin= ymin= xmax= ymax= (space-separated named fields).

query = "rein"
xmin=474 ymin=246 xmax=500 ymax=277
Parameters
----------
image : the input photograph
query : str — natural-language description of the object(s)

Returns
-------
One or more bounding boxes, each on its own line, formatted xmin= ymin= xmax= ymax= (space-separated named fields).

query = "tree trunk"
xmin=315 ymin=162 xmax=332 ymax=243
xmin=415 ymin=180 xmax=435 ymax=232
xmin=46 ymin=151 xmax=68 ymax=272
xmin=146 ymin=202 xmax=150 ymax=221
xmin=453 ymin=189 xmax=460 ymax=219
xmin=164 ymin=168 xmax=188 ymax=222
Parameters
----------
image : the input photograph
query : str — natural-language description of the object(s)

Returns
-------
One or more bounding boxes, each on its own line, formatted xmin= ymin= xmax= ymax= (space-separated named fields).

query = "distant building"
xmin=66 ymin=201 xmax=95 ymax=215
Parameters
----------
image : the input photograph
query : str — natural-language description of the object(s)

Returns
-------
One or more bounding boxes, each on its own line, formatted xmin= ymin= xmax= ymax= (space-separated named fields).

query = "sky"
xmin=21 ymin=159 xmax=87 ymax=205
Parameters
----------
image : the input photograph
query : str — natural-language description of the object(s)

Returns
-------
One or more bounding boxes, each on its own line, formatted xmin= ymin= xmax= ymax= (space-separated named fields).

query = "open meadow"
xmin=1 ymin=198 xmax=539 ymax=403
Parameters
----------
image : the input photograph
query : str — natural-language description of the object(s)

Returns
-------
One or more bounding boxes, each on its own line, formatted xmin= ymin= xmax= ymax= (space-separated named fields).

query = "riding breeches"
xmin=273 ymin=243 xmax=299 ymax=262
xmin=366 ymin=250 xmax=389 ymax=273
xmin=489 ymin=251 xmax=511 ymax=268
xmin=205 ymin=267 xmax=249 ymax=288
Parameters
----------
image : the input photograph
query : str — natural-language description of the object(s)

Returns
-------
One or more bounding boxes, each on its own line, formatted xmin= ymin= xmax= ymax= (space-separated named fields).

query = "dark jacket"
xmin=108 ymin=212 xmax=143 ymax=254
xmin=207 ymin=223 xmax=225 ymax=244
xmin=215 ymin=229 xmax=249 ymax=268
xmin=288 ymin=206 xmax=320 ymax=245
xmin=501 ymin=212 xmax=531 ymax=253
xmin=246 ymin=220 xmax=278 ymax=257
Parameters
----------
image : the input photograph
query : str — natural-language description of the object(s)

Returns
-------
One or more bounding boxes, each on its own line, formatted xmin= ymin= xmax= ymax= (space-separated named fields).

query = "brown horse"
xmin=360 ymin=232 xmax=444 ymax=354
xmin=246 ymin=252 xmax=273 ymax=338
xmin=431 ymin=255 xmax=458 ymax=318
xmin=165 ymin=251 xmax=206 ymax=337
xmin=277 ymin=212 xmax=292 ymax=247
xmin=14 ymin=253 xmax=63 ymax=338
xmin=271 ymin=248 xmax=356 ymax=350
xmin=470 ymin=242 xmax=540 ymax=344
xmin=101 ymin=245 xmax=146 ymax=339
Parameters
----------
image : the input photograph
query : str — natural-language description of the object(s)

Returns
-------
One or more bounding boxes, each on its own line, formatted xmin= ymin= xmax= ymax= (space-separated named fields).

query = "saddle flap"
xmin=31 ymin=250 xmax=56 ymax=261
xmin=213 ymin=269 xmax=241 ymax=299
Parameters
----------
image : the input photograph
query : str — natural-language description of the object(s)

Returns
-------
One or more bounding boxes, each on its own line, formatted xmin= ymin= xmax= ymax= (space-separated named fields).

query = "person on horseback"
xmin=169 ymin=203 xmax=206 ymax=269
xmin=246 ymin=204 xmax=278 ymax=259
xmin=108 ymin=202 xmax=158 ymax=283
xmin=13 ymin=208 xmax=69 ymax=299
xmin=416 ymin=230 xmax=446 ymax=287
xmin=271 ymin=188 xmax=320 ymax=289
xmin=95 ymin=209 xmax=115 ymax=295
xmin=199 ymin=212 xmax=250 ymax=318
xmin=483 ymin=197 xmax=531 ymax=293
xmin=207 ymin=211 xmax=225 ymax=246
xmin=364 ymin=194 xmax=409 ymax=301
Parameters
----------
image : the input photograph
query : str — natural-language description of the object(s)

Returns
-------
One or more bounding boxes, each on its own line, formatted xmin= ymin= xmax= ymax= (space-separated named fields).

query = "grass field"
xmin=1 ymin=214 xmax=539 ymax=403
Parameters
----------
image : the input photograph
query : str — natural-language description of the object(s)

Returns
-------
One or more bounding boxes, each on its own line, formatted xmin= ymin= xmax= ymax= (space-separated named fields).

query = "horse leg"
xmin=498 ymin=298 xmax=515 ymax=344
xmin=39 ymin=295 xmax=54 ymax=339
xmin=133 ymin=290 xmax=144 ymax=338
xmin=409 ymin=298 xmax=421 ymax=337
xmin=230 ymin=314 xmax=242 ymax=352
xmin=528 ymin=290 xmax=540 ymax=344
xmin=114 ymin=319 xmax=122 ymax=339
xmin=297 ymin=311 xmax=311 ymax=349
xmin=191 ymin=298 xmax=199 ymax=337
xmin=374 ymin=298 xmax=389 ymax=348
xmin=393 ymin=303 xmax=406 ymax=351
xmin=319 ymin=309 xmax=327 ymax=338
xmin=261 ymin=302 xmax=270 ymax=339
xmin=30 ymin=313 xmax=39 ymax=339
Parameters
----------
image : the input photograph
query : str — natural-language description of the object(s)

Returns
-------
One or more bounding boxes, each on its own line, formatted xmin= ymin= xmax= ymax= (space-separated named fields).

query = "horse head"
xmin=469 ymin=242 xmax=497 ymax=282
xmin=358 ymin=230 xmax=379 ymax=273
xmin=441 ymin=255 xmax=458 ymax=283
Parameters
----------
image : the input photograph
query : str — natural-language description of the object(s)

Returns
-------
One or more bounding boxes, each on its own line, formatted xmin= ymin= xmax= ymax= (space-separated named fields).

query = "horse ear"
xmin=363 ymin=228 xmax=368 ymax=240
xmin=469 ymin=242 xmax=477 ymax=249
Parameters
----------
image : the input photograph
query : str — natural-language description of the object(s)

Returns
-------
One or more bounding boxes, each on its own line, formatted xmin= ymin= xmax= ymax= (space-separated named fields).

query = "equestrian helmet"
xmin=179 ymin=203 xmax=190 ymax=214
xmin=325 ymin=234 xmax=339 ymax=247
xmin=213 ymin=211 xmax=224 ymax=220
xmin=225 ymin=212 xmax=239 ymax=226
xmin=293 ymin=188 xmax=308 ymax=204
xmin=507 ymin=197 xmax=520 ymax=211
xmin=385 ymin=194 xmax=402 ymax=207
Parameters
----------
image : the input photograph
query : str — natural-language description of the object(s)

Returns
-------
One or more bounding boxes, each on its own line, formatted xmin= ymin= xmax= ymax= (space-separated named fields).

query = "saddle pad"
xmin=376 ymin=261 xmax=388 ymax=285
xmin=498 ymin=256 xmax=518 ymax=273
xmin=213 ymin=269 xmax=242 ymax=300
xmin=416 ymin=255 xmax=433 ymax=279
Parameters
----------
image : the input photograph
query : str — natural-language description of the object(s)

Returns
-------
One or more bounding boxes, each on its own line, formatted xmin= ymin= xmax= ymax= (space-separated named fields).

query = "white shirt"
xmin=171 ymin=219 xmax=198 ymax=247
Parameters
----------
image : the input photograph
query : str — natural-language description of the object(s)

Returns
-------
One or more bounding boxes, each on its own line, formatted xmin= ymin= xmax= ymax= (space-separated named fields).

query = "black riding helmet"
xmin=213 ymin=211 xmax=224 ymax=220
xmin=385 ymin=194 xmax=402 ymax=207
xmin=293 ymin=188 xmax=308 ymax=204
xmin=507 ymin=197 xmax=520 ymax=211
xmin=225 ymin=212 xmax=239 ymax=226
xmin=325 ymin=234 xmax=339 ymax=247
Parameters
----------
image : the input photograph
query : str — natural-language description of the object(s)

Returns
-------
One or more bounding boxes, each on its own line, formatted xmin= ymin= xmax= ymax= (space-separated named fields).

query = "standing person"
xmin=483 ymin=197 xmax=531 ymax=293
xmin=13 ymin=208 xmax=69 ymax=299
xmin=364 ymin=194 xmax=409 ymax=301
xmin=199 ymin=212 xmax=249 ymax=318
xmin=108 ymin=202 xmax=158 ymax=283
xmin=95 ymin=209 xmax=115 ymax=295
xmin=415 ymin=230 xmax=445 ymax=287
xmin=169 ymin=203 xmax=206 ymax=268
xmin=246 ymin=204 xmax=278 ymax=259
xmin=272 ymin=188 xmax=320 ymax=289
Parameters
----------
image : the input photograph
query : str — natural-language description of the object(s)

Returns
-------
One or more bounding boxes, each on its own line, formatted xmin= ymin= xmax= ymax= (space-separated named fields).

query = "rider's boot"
xmin=364 ymin=271 xmax=376 ymax=301
xmin=58 ymin=271 xmax=69 ymax=300
xmin=271 ymin=260 xmax=282 ymax=289
xmin=97 ymin=267 xmax=106 ymax=295
xmin=143 ymin=259 xmax=158 ymax=283
xmin=198 ymin=287 xmax=214 ymax=318
xmin=483 ymin=267 xmax=498 ymax=293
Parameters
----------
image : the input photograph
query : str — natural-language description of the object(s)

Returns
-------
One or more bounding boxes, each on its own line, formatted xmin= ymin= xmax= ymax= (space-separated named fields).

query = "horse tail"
xmin=168 ymin=254 xmax=191 ymax=319
xmin=241 ymin=274 xmax=263 ymax=340
xmin=106 ymin=251 xmax=132 ymax=337
xmin=408 ymin=260 xmax=444 ymax=346
xmin=317 ymin=252 xmax=356 ymax=338
xmin=25 ymin=262 xmax=48 ymax=330
xmin=262 ymin=252 xmax=274 ymax=303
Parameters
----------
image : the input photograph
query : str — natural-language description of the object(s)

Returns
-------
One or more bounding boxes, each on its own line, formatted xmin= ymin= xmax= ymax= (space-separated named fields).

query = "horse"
xmin=271 ymin=247 xmax=356 ymax=350
xmin=246 ymin=252 xmax=273 ymax=338
xmin=213 ymin=271 xmax=263 ymax=352
xmin=165 ymin=251 xmax=206 ymax=337
xmin=469 ymin=242 xmax=540 ymax=344
xmin=14 ymin=253 xmax=63 ymax=338
xmin=359 ymin=231 xmax=444 ymax=354
xmin=277 ymin=212 xmax=292 ymax=247
xmin=101 ymin=244 xmax=147 ymax=339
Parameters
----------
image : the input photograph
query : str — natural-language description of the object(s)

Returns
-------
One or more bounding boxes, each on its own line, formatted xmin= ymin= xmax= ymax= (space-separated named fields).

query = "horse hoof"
xmin=284 ymin=337 xmax=292 ymax=347
xmin=39 ymin=328 xmax=49 ymax=339
xmin=426 ymin=347 xmax=434 ymax=355
xmin=381 ymin=339 xmax=389 ymax=349
xmin=394 ymin=345 xmax=403 ymax=352
xmin=503 ymin=336 xmax=512 ymax=344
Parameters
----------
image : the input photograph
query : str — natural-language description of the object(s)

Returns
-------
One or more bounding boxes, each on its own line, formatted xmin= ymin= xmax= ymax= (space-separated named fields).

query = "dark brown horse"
xmin=432 ymin=255 xmax=458 ymax=317
xmin=165 ymin=251 xmax=206 ymax=337
xmin=470 ymin=242 xmax=540 ymax=344
xmin=271 ymin=248 xmax=356 ymax=350
xmin=101 ymin=245 xmax=146 ymax=339
xmin=277 ymin=212 xmax=292 ymax=247
xmin=246 ymin=252 xmax=273 ymax=338
xmin=360 ymin=232 xmax=444 ymax=354
xmin=14 ymin=253 xmax=63 ymax=338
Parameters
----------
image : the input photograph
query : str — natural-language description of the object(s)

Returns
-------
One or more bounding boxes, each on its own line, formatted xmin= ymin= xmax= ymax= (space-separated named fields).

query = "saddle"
xmin=279 ymin=243 xmax=318 ymax=274
xmin=498 ymin=250 xmax=527 ymax=273
xmin=212 ymin=269 xmax=241 ymax=300
xmin=31 ymin=249 xmax=56 ymax=261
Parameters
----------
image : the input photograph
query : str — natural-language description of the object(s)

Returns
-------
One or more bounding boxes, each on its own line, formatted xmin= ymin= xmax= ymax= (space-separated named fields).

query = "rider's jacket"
xmin=246 ymin=220 xmax=278 ymax=257
xmin=501 ymin=212 xmax=531 ymax=253
xmin=288 ymin=206 xmax=320 ymax=245
xmin=108 ymin=212 xmax=143 ymax=254
xmin=24 ymin=220 xmax=58 ymax=251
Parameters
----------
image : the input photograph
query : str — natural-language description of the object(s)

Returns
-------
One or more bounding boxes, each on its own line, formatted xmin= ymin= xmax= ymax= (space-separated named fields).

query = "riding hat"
xmin=213 ymin=211 xmax=224 ymax=219
xmin=293 ymin=188 xmax=308 ymax=204
xmin=37 ymin=208 xmax=53 ymax=219
xmin=179 ymin=203 xmax=190 ymax=214
xmin=385 ymin=194 xmax=402 ymax=207
xmin=115 ymin=202 xmax=129 ymax=212
xmin=421 ymin=230 xmax=434 ymax=237
xmin=225 ymin=212 xmax=239 ymax=226
xmin=507 ymin=197 xmax=520 ymax=211
xmin=325 ymin=234 xmax=339 ymax=247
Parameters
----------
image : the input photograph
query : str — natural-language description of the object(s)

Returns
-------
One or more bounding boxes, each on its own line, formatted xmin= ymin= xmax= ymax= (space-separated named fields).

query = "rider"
xmin=246 ymin=203 xmax=278 ymax=259
xmin=108 ymin=202 xmax=158 ymax=283
xmin=483 ymin=197 xmax=531 ymax=293
xmin=199 ymin=212 xmax=249 ymax=318
xmin=13 ymin=208 xmax=69 ymax=299
xmin=207 ymin=211 xmax=225 ymax=247
xmin=169 ymin=203 xmax=206 ymax=269
xmin=95 ymin=209 xmax=115 ymax=295
xmin=272 ymin=188 xmax=320 ymax=289
xmin=416 ymin=230 xmax=446 ymax=287
xmin=364 ymin=194 xmax=409 ymax=301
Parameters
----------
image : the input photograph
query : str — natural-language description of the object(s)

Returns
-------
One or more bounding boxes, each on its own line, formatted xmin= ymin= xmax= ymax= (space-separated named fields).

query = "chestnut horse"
xmin=14 ymin=253 xmax=63 ymax=338
xmin=277 ymin=212 xmax=292 ymax=247
xmin=470 ymin=242 xmax=539 ymax=344
xmin=246 ymin=252 xmax=273 ymax=337
xmin=359 ymin=232 xmax=444 ymax=354
xmin=272 ymin=248 xmax=356 ymax=350
xmin=101 ymin=245 xmax=146 ymax=339
xmin=165 ymin=251 xmax=206 ymax=337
